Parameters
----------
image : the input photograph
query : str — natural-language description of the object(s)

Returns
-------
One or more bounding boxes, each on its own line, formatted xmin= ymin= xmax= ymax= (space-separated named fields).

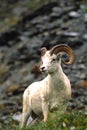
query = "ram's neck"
xmin=49 ymin=64 xmax=65 ymax=77
xmin=48 ymin=65 xmax=67 ymax=90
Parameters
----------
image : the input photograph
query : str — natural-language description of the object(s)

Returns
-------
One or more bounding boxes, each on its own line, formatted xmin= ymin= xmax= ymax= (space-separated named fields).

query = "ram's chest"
xmin=46 ymin=89 xmax=68 ymax=111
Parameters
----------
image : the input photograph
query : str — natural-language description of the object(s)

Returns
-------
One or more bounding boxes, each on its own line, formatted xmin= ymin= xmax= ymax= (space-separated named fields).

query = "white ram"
xmin=20 ymin=44 xmax=74 ymax=128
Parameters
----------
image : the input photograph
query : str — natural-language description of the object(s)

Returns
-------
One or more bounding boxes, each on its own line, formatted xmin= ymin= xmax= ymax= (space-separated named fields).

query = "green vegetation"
xmin=0 ymin=110 xmax=87 ymax=130
xmin=83 ymin=7 xmax=87 ymax=13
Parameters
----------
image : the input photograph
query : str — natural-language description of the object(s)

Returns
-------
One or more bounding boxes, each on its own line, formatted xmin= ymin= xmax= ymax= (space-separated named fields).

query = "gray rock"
xmin=84 ymin=13 xmax=87 ymax=22
xmin=63 ymin=32 xmax=79 ymax=37
xmin=51 ymin=7 xmax=62 ymax=17
xmin=68 ymin=11 xmax=80 ymax=18
xmin=83 ymin=34 xmax=87 ymax=40
xmin=13 ymin=113 xmax=33 ymax=124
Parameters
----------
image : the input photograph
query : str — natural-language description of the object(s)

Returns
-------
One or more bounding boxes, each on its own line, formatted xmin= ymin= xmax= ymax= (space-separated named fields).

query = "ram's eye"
xmin=51 ymin=58 xmax=56 ymax=62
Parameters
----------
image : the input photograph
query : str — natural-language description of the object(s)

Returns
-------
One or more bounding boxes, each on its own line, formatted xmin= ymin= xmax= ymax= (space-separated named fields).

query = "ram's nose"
xmin=40 ymin=66 xmax=46 ymax=72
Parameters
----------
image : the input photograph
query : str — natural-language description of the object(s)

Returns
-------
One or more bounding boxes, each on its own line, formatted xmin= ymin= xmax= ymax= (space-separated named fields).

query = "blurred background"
xmin=0 ymin=0 xmax=87 ymax=128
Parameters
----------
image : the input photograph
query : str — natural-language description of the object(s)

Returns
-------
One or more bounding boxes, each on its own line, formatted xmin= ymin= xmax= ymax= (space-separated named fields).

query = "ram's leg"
xmin=29 ymin=117 xmax=39 ymax=126
xmin=20 ymin=90 xmax=31 ymax=128
xmin=41 ymin=96 xmax=48 ymax=122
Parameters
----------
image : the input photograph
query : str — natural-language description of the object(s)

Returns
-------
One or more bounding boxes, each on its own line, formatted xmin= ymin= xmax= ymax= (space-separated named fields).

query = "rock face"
xmin=0 ymin=0 xmax=87 ymax=124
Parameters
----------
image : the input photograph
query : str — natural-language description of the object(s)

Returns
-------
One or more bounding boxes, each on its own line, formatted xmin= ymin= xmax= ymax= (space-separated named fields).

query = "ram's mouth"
xmin=41 ymin=69 xmax=47 ymax=74
xmin=40 ymin=68 xmax=48 ymax=74
xmin=41 ymin=70 xmax=46 ymax=73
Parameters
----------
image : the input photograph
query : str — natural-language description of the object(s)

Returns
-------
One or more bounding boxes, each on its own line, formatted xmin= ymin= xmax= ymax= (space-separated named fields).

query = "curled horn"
xmin=50 ymin=44 xmax=74 ymax=65
xmin=41 ymin=47 xmax=47 ymax=56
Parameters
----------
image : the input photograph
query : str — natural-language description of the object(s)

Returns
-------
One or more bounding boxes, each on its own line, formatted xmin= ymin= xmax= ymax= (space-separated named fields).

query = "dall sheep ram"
xmin=20 ymin=44 xmax=74 ymax=128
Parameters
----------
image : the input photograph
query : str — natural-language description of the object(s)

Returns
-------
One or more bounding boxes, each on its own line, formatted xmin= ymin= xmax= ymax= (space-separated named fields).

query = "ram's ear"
xmin=41 ymin=47 xmax=47 ymax=56
xmin=56 ymin=53 xmax=62 ymax=61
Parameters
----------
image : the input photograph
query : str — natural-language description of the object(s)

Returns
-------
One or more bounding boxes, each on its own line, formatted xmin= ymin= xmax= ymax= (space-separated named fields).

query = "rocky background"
xmin=0 ymin=0 xmax=87 ymax=125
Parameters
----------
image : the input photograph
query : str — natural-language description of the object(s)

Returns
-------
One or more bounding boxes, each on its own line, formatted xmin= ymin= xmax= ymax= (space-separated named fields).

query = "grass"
xmin=83 ymin=7 xmax=87 ymax=13
xmin=0 ymin=110 xmax=87 ymax=130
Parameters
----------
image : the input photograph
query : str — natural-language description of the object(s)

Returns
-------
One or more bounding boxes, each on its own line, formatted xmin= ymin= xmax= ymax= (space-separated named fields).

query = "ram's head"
xmin=40 ymin=44 xmax=74 ymax=74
